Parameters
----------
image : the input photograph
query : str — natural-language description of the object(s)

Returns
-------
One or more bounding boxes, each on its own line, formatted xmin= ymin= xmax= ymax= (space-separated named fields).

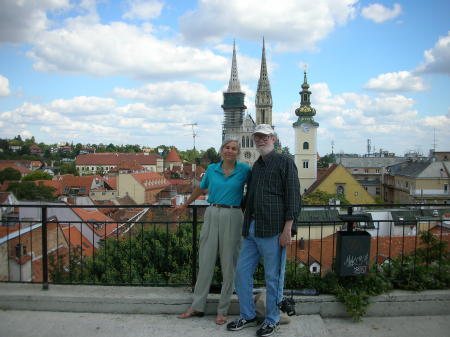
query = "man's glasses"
xmin=253 ymin=134 xmax=271 ymax=141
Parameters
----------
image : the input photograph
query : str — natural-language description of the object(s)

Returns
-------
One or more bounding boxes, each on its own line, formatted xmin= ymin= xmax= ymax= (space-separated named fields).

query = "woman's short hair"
xmin=219 ymin=138 xmax=241 ymax=155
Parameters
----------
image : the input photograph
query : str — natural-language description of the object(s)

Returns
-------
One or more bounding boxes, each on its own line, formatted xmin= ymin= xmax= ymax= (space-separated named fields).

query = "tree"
xmin=0 ymin=167 xmax=21 ymax=183
xmin=22 ymin=170 xmax=53 ymax=181
xmin=60 ymin=162 xmax=78 ymax=175
xmin=281 ymin=146 xmax=293 ymax=158
xmin=318 ymin=153 xmax=336 ymax=168
xmin=204 ymin=147 xmax=220 ymax=163
xmin=8 ymin=181 xmax=56 ymax=201
xmin=302 ymin=190 xmax=349 ymax=205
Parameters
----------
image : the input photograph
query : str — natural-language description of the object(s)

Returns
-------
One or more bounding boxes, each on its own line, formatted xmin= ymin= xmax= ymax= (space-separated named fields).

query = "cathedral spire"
xmin=227 ymin=40 xmax=241 ymax=93
xmin=255 ymin=37 xmax=273 ymax=125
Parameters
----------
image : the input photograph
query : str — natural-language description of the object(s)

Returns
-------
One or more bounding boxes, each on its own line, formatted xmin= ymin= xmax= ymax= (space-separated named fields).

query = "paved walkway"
xmin=1 ymin=310 xmax=449 ymax=337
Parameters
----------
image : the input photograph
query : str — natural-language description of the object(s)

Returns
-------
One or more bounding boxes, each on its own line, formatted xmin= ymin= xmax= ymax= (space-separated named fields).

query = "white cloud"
xmin=123 ymin=0 xmax=164 ymax=20
xmin=283 ymin=82 xmax=448 ymax=155
xmin=113 ymin=81 xmax=222 ymax=106
xmin=361 ymin=3 xmax=402 ymax=23
xmin=416 ymin=31 xmax=450 ymax=75
xmin=0 ymin=75 xmax=11 ymax=97
xmin=49 ymin=96 xmax=116 ymax=114
xmin=364 ymin=71 xmax=428 ymax=92
xmin=27 ymin=18 xmax=245 ymax=81
xmin=180 ymin=0 xmax=357 ymax=52
xmin=0 ymin=0 xmax=71 ymax=43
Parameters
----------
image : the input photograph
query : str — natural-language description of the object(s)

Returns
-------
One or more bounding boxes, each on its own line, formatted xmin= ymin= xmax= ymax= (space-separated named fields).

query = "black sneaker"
xmin=256 ymin=322 xmax=279 ymax=337
xmin=226 ymin=317 xmax=257 ymax=331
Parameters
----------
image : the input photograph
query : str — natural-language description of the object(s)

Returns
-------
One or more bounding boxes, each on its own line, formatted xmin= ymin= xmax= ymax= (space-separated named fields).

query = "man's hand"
xmin=279 ymin=230 xmax=292 ymax=247
xmin=279 ymin=220 xmax=294 ymax=247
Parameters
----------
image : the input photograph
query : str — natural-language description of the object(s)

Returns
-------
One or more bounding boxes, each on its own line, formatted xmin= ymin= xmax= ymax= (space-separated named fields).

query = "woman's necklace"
xmin=222 ymin=164 xmax=235 ymax=177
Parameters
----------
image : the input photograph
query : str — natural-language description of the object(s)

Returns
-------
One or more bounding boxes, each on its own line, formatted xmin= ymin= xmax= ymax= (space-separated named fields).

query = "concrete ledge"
xmin=0 ymin=283 xmax=449 ymax=318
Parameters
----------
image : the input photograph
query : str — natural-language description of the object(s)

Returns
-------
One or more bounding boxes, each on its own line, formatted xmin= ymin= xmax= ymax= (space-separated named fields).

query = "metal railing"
xmin=0 ymin=203 xmax=449 ymax=290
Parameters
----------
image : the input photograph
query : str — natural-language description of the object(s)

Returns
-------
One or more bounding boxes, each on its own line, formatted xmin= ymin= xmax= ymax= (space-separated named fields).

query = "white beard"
xmin=256 ymin=144 xmax=274 ymax=156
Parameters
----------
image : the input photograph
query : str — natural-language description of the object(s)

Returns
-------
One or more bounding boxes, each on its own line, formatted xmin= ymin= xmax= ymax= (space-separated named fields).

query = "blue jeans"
xmin=234 ymin=221 xmax=286 ymax=324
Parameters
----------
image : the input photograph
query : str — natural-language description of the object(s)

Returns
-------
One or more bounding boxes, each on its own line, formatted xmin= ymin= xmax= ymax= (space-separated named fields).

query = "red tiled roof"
xmin=167 ymin=179 xmax=191 ymax=185
xmin=0 ymin=224 xmax=21 ymax=239
xmin=0 ymin=163 xmax=32 ymax=175
xmin=131 ymin=172 xmax=169 ymax=190
xmin=34 ymin=180 xmax=62 ymax=195
xmin=0 ymin=192 xmax=11 ymax=204
xmin=61 ymin=226 xmax=94 ymax=257
xmin=72 ymin=207 xmax=118 ymax=237
xmin=75 ymin=153 xmax=161 ymax=166
xmin=108 ymin=160 xmax=144 ymax=172
xmin=56 ymin=174 xmax=103 ymax=195
xmin=166 ymin=148 xmax=182 ymax=162
xmin=105 ymin=177 xmax=117 ymax=189
xmin=289 ymin=230 xmax=450 ymax=273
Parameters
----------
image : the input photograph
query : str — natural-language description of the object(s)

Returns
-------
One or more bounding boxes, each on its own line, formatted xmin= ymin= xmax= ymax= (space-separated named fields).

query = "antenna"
xmin=331 ymin=140 xmax=335 ymax=155
xmin=367 ymin=139 xmax=371 ymax=155
xmin=183 ymin=123 xmax=198 ymax=152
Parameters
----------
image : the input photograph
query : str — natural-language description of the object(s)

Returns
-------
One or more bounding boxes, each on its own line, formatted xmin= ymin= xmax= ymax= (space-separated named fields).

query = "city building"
xmin=75 ymin=153 xmax=163 ymax=176
xmin=305 ymin=163 xmax=375 ymax=204
xmin=117 ymin=171 xmax=169 ymax=204
xmin=383 ymin=159 xmax=450 ymax=203
xmin=338 ymin=157 xmax=407 ymax=199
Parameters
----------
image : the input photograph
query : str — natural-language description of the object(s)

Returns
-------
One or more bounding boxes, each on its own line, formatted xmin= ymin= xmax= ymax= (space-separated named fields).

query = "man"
xmin=227 ymin=124 xmax=300 ymax=337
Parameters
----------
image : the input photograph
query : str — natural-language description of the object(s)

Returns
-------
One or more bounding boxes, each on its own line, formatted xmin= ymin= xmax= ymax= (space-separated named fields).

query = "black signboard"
xmin=335 ymin=231 xmax=371 ymax=276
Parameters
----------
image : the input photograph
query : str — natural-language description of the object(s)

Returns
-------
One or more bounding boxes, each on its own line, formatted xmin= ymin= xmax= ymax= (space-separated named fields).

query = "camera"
xmin=278 ymin=297 xmax=296 ymax=316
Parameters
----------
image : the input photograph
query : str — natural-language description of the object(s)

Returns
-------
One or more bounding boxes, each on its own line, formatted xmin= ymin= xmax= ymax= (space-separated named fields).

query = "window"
xmin=336 ymin=186 xmax=344 ymax=195
xmin=445 ymin=184 xmax=449 ymax=193
xmin=303 ymin=93 xmax=308 ymax=101
xmin=246 ymin=136 xmax=249 ymax=148
xmin=15 ymin=244 xmax=26 ymax=258
xmin=405 ymin=182 xmax=409 ymax=188
xmin=376 ymin=169 xmax=380 ymax=173
xmin=303 ymin=142 xmax=309 ymax=150
xmin=303 ymin=161 xmax=309 ymax=169
xmin=354 ymin=191 xmax=359 ymax=196
xmin=261 ymin=109 xmax=265 ymax=124
xmin=376 ymin=187 xmax=380 ymax=195
xmin=242 ymin=136 xmax=245 ymax=148
xmin=364 ymin=169 xmax=369 ymax=173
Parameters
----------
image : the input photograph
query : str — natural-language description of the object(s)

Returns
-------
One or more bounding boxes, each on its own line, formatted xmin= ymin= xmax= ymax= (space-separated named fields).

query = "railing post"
xmin=191 ymin=206 xmax=197 ymax=290
xmin=347 ymin=206 xmax=354 ymax=232
xmin=41 ymin=206 xmax=49 ymax=290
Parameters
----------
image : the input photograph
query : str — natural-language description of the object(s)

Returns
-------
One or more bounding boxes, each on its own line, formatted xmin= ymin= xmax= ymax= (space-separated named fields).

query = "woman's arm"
xmin=172 ymin=186 xmax=208 ymax=215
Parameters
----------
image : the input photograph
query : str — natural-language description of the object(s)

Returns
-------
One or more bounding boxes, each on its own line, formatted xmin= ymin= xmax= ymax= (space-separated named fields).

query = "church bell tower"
xmin=293 ymin=71 xmax=319 ymax=194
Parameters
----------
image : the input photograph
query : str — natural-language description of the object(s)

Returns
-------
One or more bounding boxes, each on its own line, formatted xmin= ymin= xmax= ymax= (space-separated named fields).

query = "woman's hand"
xmin=172 ymin=203 xmax=188 ymax=216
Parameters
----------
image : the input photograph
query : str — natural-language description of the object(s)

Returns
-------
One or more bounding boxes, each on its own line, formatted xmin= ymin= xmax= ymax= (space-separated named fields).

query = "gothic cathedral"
xmin=293 ymin=71 xmax=319 ymax=193
xmin=222 ymin=40 xmax=272 ymax=166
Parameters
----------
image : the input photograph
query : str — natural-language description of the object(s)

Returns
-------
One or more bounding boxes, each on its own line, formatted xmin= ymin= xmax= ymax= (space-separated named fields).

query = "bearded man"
xmin=227 ymin=124 xmax=301 ymax=337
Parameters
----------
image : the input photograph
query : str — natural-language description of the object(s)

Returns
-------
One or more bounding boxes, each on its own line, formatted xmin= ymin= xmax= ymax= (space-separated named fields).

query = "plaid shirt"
xmin=243 ymin=150 xmax=301 ymax=238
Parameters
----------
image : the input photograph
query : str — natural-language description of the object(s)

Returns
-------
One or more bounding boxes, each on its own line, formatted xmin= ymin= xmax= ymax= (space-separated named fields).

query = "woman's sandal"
xmin=215 ymin=314 xmax=228 ymax=325
xmin=178 ymin=309 xmax=204 ymax=319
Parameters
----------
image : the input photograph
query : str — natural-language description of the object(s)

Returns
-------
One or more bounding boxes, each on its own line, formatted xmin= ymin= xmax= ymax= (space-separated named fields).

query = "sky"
xmin=0 ymin=0 xmax=449 ymax=156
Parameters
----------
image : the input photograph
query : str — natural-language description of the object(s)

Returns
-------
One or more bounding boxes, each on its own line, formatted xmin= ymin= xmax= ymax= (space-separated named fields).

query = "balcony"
xmin=0 ymin=203 xmax=449 ymax=336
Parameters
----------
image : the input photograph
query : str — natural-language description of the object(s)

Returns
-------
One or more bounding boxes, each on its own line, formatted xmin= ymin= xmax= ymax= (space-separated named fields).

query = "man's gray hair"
xmin=219 ymin=137 xmax=241 ymax=155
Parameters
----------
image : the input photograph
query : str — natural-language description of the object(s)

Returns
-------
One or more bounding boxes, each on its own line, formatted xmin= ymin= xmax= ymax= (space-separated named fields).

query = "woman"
xmin=174 ymin=139 xmax=250 ymax=325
